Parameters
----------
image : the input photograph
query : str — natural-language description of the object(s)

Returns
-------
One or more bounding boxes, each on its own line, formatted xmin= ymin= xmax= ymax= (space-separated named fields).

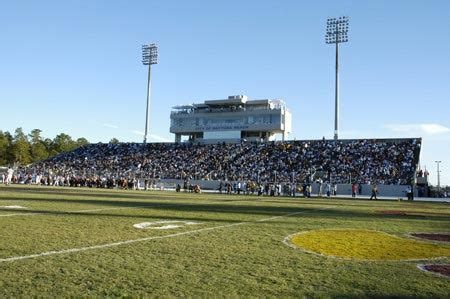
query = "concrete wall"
xmin=156 ymin=179 xmax=417 ymax=197
xmin=323 ymin=183 xmax=417 ymax=197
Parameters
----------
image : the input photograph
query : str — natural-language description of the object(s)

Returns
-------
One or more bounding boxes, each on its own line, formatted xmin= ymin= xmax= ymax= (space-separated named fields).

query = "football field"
xmin=0 ymin=185 xmax=449 ymax=297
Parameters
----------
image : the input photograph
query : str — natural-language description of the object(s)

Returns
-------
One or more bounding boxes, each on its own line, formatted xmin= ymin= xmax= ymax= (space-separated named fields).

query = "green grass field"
xmin=0 ymin=185 xmax=449 ymax=297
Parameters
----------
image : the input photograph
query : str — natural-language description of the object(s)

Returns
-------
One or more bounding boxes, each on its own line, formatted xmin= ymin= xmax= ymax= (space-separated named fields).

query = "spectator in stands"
xmin=17 ymin=139 xmax=420 ymax=192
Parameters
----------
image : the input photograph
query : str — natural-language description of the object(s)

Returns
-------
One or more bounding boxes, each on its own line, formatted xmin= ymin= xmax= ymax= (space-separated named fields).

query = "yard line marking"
xmin=0 ymin=209 xmax=322 ymax=263
xmin=0 ymin=213 xmax=38 ymax=217
xmin=71 ymin=206 xmax=145 ymax=213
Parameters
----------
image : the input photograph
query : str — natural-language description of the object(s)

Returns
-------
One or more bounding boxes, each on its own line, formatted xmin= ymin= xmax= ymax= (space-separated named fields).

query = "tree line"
xmin=0 ymin=128 xmax=120 ymax=166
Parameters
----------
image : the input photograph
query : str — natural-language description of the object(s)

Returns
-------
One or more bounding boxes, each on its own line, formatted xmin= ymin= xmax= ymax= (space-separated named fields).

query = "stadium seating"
xmin=19 ymin=138 xmax=421 ymax=187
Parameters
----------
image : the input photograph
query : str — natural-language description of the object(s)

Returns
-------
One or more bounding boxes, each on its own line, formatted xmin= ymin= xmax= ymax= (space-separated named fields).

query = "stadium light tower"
xmin=435 ymin=160 xmax=442 ymax=195
xmin=325 ymin=16 xmax=349 ymax=140
xmin=142 ymin=43 xmax=158 ymax=144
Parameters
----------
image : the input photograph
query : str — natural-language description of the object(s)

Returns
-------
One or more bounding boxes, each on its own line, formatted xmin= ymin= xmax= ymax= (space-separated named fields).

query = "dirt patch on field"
xmin=411 ymin=233 xmax=450 ymax=242
xmin=420 ymin=264 xmax=450 ymax=278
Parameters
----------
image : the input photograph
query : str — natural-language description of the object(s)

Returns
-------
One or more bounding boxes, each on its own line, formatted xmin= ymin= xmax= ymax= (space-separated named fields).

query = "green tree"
xmin=109 ymin=138 xmax=120 ymax=144
xmin=2 ymin=129 xmax=90 ymax=163
xmin=29 ymin=129 xmax=42 ymax=144
xmin=43 ymin=138 xmax=57 ymax=157
xmin=31 ymin=142 xmax=48 ymax=162
xmin=52 ymin=133 xmax=77 ymax=154
xmin=0 ymin=130 xmax=11 ymax=165
xmin=76 ymin=137 xmax=89 ymax=147
xmin=12 ymin=127 xmax=32 ymax=165
xmin=4 ymin=131 xmax=14 ymax=165
xmin=29 ymin=129 xmax=49 ymax=162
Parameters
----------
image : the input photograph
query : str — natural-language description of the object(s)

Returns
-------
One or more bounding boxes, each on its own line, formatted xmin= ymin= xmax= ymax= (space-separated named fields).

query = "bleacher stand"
xmin=16 ymin=138 xmax=421 ymax=189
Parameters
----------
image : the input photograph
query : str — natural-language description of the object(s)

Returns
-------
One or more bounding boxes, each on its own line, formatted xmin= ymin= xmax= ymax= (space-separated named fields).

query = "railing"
xmin=171 ymin=105 xmax=284 ymax=116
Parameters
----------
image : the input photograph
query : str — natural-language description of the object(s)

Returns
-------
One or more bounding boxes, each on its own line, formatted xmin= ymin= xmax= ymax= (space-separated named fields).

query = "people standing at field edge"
xmin=317 ymin=178 xmax=323 ymax=197
xmin=326 ymin=182 xmax=331 ymax=197
xmin=351 ymin=183 xmax=357 ymax=198
xmin=218 ymin=180 xmax=223 ymax=194
xmin=5 ymin=167 xmax=14 ymax=185
xmin=370 ymin=184 xmax=378 ymax=200
xmin=405 ymin=185 xmax=414 ymax=201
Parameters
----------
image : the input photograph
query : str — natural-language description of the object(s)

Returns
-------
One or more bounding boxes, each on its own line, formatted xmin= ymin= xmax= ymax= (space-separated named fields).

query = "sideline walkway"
xmin=162 ymin=187 xmax=450 ymax=203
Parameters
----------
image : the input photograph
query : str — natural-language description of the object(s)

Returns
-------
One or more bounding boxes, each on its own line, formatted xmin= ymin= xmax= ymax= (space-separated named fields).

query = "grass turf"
xmin=0 ymin=184 xmax=449 ymax=297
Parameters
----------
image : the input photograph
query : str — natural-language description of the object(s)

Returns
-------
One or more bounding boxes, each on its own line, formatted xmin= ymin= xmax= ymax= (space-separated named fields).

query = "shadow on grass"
xmin=0 ymin=197 xmax=310 ymax=217
xmin=1 ymin=185 xmax=187 ymax=200
xmin=3 ymin=185 xmax=449 ymax=207
xmin=1 ymin=186 xmax=275 ymax=206
xmin=1 ymin=185 xmax=449 ymax=222
xmin=0 ymin=208 xmax=242 ymax=223
xmin=1 ymin=198 xmax=449 ymax=224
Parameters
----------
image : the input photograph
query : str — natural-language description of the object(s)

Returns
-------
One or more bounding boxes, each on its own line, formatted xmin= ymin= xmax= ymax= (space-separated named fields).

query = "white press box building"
xmin=170 ymin=95 xmax=292 ymax=143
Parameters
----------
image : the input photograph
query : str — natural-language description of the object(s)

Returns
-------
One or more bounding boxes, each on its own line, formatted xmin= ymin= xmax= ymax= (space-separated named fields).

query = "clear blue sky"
xmin=1 ymin=0 xmax=449 ymax=186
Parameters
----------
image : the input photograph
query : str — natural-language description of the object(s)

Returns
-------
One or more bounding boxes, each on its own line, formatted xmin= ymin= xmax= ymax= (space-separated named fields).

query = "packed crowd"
xmin=12 ymin=138 xmax=420 ymax=188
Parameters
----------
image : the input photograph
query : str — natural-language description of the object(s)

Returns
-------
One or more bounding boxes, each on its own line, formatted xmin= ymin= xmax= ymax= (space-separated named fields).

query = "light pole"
xmin=435 ymin=160 xmax=441 ymax=195
xmin=326 ymin=16 xmax=349 ymax=140
xmin=142 ymin=43 xmax=158 ymax=144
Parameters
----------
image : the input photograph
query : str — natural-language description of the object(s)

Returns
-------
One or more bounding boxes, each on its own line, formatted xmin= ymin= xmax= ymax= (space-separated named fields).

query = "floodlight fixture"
xmin=142 ymin=43 xmax=158 ymax=65
xmin=142 ymin=43 xmax=158 ymax=144
xmin=325 ymin=16 xmax=349 ymax=140
xmin=325 ymin=16 xmax=349 ymax=44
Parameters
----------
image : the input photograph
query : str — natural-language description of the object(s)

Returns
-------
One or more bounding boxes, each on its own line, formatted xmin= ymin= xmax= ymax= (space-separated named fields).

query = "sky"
xmin=0 ymin=0 xmax=449 ymax=186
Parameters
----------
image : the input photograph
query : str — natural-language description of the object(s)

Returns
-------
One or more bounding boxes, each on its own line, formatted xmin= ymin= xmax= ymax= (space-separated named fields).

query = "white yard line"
xmin=71 ymin=206 xmax=145 ymax=213
xmin=0 ymin=210 xmax=316 ymax=263
xmin=0 ymin=213 xmax=39 ymax=217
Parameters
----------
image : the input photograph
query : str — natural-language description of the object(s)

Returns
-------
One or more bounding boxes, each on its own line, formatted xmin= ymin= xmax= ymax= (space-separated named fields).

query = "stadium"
xmin=12 ymin=135 xmax=423 ymax=197
xmin=2 ymin=100 xmax=449 ymax=297
xmin=4 ymin=92 xmax=426 ymax=198
xmin=1 ymin=3 xmax=450 ymax=297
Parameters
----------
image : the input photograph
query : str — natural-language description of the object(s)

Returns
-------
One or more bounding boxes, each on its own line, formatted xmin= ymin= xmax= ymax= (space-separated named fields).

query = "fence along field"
xmin=0 ymin=185 xmax=449 ymax=297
